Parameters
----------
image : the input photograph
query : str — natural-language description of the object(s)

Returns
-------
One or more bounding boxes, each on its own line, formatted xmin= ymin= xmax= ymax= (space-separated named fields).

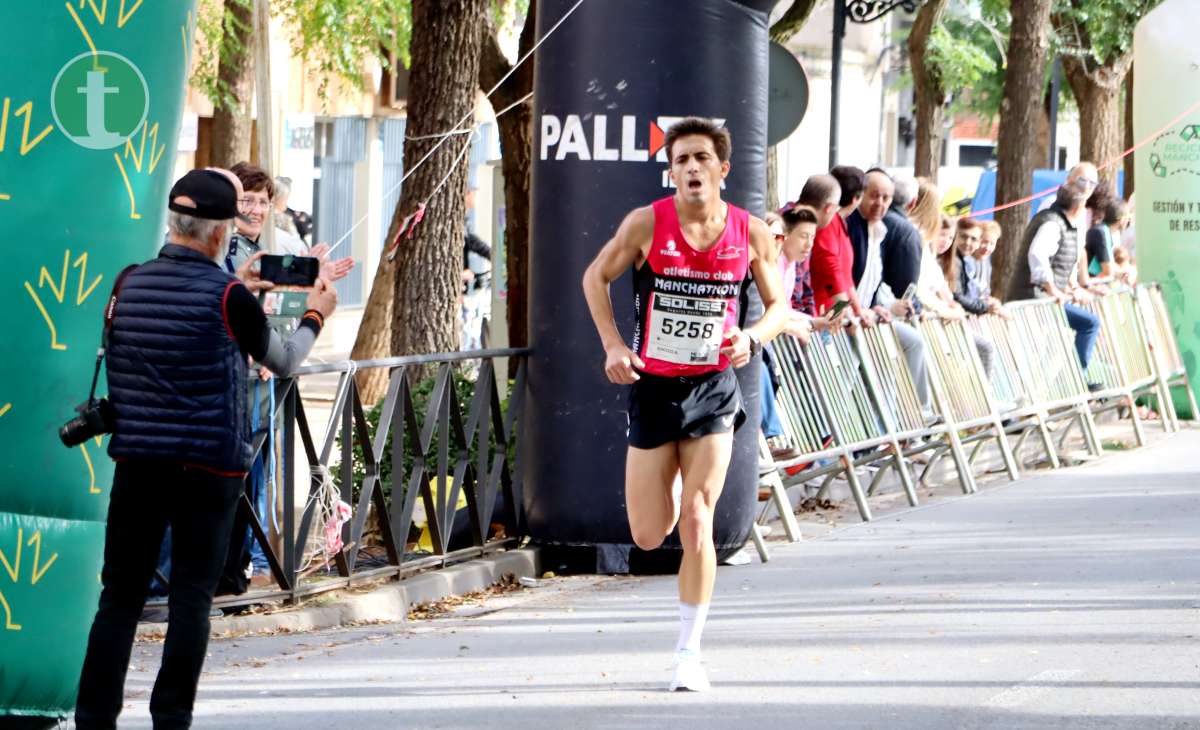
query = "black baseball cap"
xmin=168 ymin=169 xmax=239 ymax=220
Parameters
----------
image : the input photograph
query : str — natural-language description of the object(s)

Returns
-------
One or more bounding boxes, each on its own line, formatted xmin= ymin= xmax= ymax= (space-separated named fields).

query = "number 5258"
xmin=660 ymin=318 xmax=715 ymax=340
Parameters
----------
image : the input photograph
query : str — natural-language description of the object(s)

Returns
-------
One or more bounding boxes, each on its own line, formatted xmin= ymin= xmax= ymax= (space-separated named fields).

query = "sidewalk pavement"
xmin=135 ymin=549 xmax=542 ymax=640
xmin=114 ymin=426 xmax=1200 ymax=729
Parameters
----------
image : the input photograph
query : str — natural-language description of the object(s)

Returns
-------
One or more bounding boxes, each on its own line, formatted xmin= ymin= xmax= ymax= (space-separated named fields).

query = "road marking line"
xmin=985 ymin=668 xmax=1081 ymax=709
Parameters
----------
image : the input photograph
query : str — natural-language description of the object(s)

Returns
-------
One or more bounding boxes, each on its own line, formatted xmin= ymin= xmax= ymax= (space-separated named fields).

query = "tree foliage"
xmin=191 ymin=0 xmax=413 ymax=110
xmin=274 ymin=0 xmax=413 ymax=100
xmin=770 ymin=0 xmax=820 ymax=43
xmin=925 ymin=24 xmax=997 ymax=105
xmin=1053 ymin=0 xmax=1159 ymax=70
xmin=492 ymin=0 xmax=529 ymax=29
xmin=902 ymin=0 xmax=1008 ymax=127
xmin=191 ymin=0 xmax=252 ymax=112
xmin=1052 ymin=0 xmax=1158 ymax=182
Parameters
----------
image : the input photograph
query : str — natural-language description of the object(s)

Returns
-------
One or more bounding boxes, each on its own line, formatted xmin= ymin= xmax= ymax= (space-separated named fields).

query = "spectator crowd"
xmin=760 ymin=162 xmax=1140 ymax=460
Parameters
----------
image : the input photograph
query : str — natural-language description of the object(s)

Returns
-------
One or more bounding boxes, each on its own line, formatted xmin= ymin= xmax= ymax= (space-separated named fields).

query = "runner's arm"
xmin=744 ymin=216 xmax=789 ymax=345
xmin=582 ymin=207 xmax=652 ymax=351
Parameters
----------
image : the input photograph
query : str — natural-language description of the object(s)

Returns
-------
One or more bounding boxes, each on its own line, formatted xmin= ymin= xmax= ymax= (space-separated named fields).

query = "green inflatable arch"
xmin=1 ymin=3 xmax=195 ymax=723
xmin=1134 ymin=0 xmax=1200 ymax=416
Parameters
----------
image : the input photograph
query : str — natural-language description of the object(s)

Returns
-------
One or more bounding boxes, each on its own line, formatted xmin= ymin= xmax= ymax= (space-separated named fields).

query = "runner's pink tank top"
xmin=630 ymin=197 xmax=750 ymax=377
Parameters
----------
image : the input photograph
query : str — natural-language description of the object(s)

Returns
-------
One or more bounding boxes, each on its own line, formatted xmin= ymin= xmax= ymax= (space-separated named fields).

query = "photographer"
xmin=74 ymin=168 xmax=337 ymax=730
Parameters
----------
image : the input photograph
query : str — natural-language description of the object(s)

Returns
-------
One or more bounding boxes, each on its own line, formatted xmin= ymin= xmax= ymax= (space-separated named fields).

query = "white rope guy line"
xmin=326 ymin=89 xmax=533 ymax=256
xmin=322 ymin=0 xmax=586 ymax=255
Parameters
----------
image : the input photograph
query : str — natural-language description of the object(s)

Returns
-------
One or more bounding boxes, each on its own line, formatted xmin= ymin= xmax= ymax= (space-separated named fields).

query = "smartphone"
xmin=259 ymin=254 xmax=319 ymax=287
xmin=901 ymin=282 xmax=918 ymax=302
xmin=825 ymin=299 xmax=851 ymax=319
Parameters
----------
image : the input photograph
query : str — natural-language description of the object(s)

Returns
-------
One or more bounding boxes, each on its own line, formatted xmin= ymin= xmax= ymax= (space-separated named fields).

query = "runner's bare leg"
xmin=676 ymin=432 xmax=732 ymax=605
xmin=625 ymin=443 xmax=681 ymax=550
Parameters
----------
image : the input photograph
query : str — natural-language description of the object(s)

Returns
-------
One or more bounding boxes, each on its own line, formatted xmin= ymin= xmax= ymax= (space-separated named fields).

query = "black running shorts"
xmin=627 ymin=367 xmax=746 ymax=450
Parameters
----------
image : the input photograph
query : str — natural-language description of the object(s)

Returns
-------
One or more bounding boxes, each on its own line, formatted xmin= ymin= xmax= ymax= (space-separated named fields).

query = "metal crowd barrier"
xmin=148 ymin=348 xmax=530 ymax=610
xmin=772 ymin=333 xmax=874 ymax=521
xmin=759 ymin=288 xmax=1196 ymax=524
xmin=771 ymin=329 xmax=918 ymax=522
xmin=1136 ymin=283 xmax=1198 ymax=430
xmin=1002 ymin=299 xmax=1103 ymax=459
xmin=915 ymin=317 xmax=1020 ymax=488
xmin=850 ymin=323 xmax=963 ymax=492
xmin=968 ymin=314 xmax=1064 ymax=469
xmin=1078 ymin=288 xmax=1165 ymax=447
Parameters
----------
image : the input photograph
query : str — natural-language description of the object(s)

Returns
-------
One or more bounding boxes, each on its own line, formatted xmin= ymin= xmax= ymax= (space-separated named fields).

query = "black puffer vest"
xmin=106 ymin=244 xmax=251 ymax=474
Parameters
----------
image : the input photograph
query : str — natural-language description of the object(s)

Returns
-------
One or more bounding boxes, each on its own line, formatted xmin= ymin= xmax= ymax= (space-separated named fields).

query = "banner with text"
xmin=1134 ymin=0 xmax=1200 ymax=417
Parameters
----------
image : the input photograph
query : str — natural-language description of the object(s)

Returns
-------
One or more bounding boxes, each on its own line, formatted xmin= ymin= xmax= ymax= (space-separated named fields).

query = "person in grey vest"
xmin=1012 ymin=173 xmax=1107 ymax=388
xmin=75 ymin=169 xmax=337 ymax=730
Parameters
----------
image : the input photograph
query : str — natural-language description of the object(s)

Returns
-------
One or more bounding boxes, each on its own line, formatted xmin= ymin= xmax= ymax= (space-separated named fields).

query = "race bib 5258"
xmin=645 ymin=293 xmax=725 ymax=365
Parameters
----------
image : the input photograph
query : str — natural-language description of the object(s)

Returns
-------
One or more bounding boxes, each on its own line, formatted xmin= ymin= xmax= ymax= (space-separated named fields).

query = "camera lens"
xmin=59 ymin=416 xmax=90 ymax=447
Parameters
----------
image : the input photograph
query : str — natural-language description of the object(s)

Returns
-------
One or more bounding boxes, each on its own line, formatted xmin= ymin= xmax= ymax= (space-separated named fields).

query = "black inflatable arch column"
xmin=526 ymin=0 xmax=776 ymax=572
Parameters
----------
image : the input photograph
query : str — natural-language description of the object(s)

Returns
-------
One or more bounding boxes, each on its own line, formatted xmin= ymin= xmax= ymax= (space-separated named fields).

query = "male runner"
xmin=581 ymin=118 xmax=787 ymax=691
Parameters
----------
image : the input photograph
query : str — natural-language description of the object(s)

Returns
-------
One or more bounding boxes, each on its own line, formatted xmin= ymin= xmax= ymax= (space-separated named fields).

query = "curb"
xmin=135 ymin=548 xmax=541 ymax=640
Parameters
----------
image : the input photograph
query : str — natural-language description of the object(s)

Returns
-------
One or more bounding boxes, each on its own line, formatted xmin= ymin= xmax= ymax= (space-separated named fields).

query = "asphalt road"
xmin=118 ymin=429 xmax=1200 ymax=729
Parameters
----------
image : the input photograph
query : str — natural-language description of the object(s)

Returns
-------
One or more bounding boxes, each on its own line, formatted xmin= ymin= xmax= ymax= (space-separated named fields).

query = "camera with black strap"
xmin=59 ymin=264 xmax=137 ymax=448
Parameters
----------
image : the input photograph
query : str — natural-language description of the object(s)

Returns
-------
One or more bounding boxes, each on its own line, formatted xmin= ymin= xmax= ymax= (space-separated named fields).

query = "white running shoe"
xmin=668 ymin=649 xmax=710 ymax=692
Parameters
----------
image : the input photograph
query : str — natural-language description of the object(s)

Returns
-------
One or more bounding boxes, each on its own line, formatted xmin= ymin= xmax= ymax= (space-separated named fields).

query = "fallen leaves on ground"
xmin=795 ymin=497 xmax=838 ymax=513
xmin=406 ymin=573 xmax=525 ymax=621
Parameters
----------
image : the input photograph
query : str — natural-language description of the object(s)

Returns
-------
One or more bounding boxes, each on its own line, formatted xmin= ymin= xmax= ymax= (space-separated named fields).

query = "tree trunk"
xmin=496 ymin=105 xmax=532 ymax=353
xmin=209 ymin=0 xmax=254 ymax=168
xmin=1063 ymin=53 xmax=1130 ymax=187
xmin=350 ymin=203 xmax=403 ymax=403
xmin=907 ymin=0 xmax=949 ymax=182
xmin=993 ymin=0 xmax=1055 ymax=302
xmin=479 ymin=0 xmax=536 ymax=355
xmin=1036 ymin=86 xmax=1053 ymax=169
xmin=390 ymin=0 xmax=487 ymax=364
xmin=1124 ymin=64 xmax=1135 ymax=196
xmin=912 ymin=94 xmax=945 ymax=182
xmin=350 ymin=0 xmax=488 ymax=403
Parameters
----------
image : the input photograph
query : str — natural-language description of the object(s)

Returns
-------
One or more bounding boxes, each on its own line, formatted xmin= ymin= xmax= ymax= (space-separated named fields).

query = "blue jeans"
xmin=760 ymin=359 xmax=784 ymax=439
xmin=246 ymin=455 xmax=270 ymax=574
xmin=1063 ymin=302 xmax=1100 ymax=372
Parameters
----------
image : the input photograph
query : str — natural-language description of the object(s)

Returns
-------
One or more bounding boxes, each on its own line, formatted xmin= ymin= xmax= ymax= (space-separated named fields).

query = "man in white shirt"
xmin=847 ymin=170 xmax=931 ymax=411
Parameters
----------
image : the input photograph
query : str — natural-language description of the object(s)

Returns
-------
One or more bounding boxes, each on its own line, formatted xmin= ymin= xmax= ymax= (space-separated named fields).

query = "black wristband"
xmin=299 ymin=309 xmax=324 ymax=334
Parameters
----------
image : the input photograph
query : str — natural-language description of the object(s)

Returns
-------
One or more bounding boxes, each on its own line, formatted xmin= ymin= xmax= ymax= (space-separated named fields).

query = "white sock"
xmin=676 ymin=602 xmax=710 ymax=655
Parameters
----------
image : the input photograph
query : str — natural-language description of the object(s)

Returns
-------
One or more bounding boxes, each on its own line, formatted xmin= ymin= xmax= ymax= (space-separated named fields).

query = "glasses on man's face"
xmin=238 ymin=197 xmax=270 ymax=211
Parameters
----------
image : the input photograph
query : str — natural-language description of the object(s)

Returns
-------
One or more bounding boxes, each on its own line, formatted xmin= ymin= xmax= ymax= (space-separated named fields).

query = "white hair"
xmin=893 ymin=176 xmax=919 ymax=209
xmin=168 ymin=211 xmax=229 ymax=242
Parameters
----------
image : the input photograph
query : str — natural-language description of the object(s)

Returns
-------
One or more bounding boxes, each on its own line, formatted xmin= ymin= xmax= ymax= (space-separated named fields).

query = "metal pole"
xmin=282 ymin=381 xmax=296 ymax=596
xmin=253 ymin=0 xmax=276 ymax=252
xmin=1048 ymin=56 xmax=1061 ymax=170
xmin=829 ymin=0 xmax=845 ymax=169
